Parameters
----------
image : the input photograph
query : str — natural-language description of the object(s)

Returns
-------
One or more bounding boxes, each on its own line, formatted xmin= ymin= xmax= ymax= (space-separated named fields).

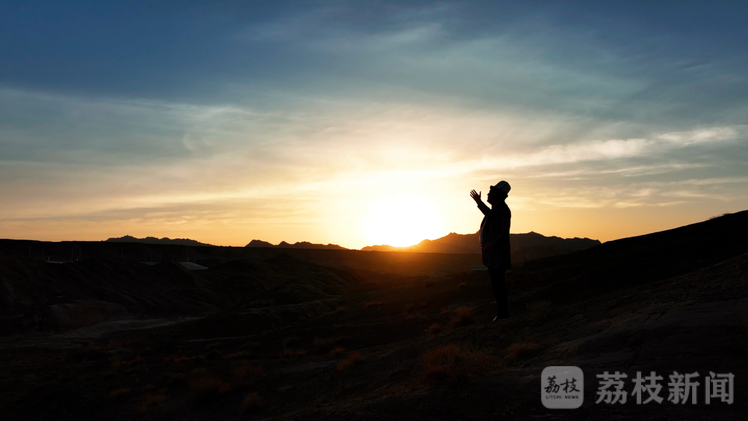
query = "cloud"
xmin=656 ymin=126 xmax=745 ymax=145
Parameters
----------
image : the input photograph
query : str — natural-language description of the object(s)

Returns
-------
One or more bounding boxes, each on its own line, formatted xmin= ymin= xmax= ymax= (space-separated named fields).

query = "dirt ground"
xmin=1 ymin=212 xmax=747 ymax=420
xmin=1 ymin=250 xmax=746 ymax=420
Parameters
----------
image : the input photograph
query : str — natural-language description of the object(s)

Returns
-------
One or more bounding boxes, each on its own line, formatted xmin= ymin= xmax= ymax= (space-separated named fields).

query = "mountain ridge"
xmin=106 ymin=235 xmax=214 ymax=247
xmin=362 ymin=231 xmax=601 ymax=263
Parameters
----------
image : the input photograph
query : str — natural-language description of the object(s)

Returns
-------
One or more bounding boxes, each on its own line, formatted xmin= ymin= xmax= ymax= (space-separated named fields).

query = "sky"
xmin=1 ymin=0 xmax=747 ymax=249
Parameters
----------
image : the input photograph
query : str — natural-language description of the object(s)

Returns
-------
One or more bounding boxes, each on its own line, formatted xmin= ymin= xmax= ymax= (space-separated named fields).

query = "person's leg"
xmin=488 ymin=267 xmax=509 ymax=318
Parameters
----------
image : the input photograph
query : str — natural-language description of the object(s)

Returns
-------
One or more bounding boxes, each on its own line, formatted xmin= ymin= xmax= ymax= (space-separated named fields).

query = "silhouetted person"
xmin=470 ymin=181 xmax=511 ymax=321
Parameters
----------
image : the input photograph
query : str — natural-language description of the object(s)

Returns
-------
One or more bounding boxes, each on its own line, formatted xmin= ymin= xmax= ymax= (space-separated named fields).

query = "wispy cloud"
xmin=2 ymin=2 xmax=747 ymax=246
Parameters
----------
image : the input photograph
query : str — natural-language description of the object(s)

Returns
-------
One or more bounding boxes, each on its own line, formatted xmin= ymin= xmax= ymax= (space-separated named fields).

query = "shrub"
xmin=505 ymin=342 xmax=540 ymax=360
xmin=108 ymin=388 xmax=130 ymax=399
xmin=449 ymin=306 xmax=474 ymax=327
xmin=190 ymin=377 xmax=230 ymax=401
xmin=191 ymin=368 xmax=208 ymax=377
xmin=282 ymin=336 xmax=300 ymax=348
xmin=310 ymin=337 xmax=344 ymax=355
xmin=280 ymin=349 xmax=306 ymax=359
xmin=205 ymin=350 xmax=222 ymax=360
xmin=424 ymin=281 xmax=435 ymax=288
xmin=242 ymin=392 xmax=264 ymax=413
xmin=426 ymin=324 xmax=443 ymax=335
xmin=421 ymin=344 xmax=496 ymax=384
xmin=329 ymin=347 xmax=345 ymax=356
xmin=379 ymin=384 xmax=413 ymax=397
xmin=236 ymin=364 xmax=263 ymax=379
xmin=527 ymin=301 xmax=551 ymax=320
xmin=145 ymin=392 xmax=166 ymax=405
xmin=165 ymin=354 xmax=192 ymax=363
xmin=457 ymin=282 xmax=467 ymax=290
xmin=222 ymin=351 xmax=250 ymax=360
xmin=336 ymin=351 xmax=363 ymax=371
xmin=528 ymin=301 xmax=550 ymax=312
xmin=240 ymin=342 xmax=259 ymax=351
xmin=160 ymin=373 xmax=187 ymax=388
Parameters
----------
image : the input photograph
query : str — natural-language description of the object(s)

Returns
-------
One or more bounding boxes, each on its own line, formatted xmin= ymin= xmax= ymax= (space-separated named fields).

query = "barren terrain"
xmin=0 ymin=211 xmax=747 ymax=420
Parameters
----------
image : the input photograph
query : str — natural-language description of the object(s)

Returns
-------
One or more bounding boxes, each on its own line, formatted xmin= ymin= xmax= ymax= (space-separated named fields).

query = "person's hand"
xmin=470 ymin=189 xmax=482 ymax=204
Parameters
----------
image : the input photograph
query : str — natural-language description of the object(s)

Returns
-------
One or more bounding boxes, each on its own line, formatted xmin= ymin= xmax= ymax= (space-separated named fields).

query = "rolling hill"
xmin=0 ymin=211 xmax=746 ymax=420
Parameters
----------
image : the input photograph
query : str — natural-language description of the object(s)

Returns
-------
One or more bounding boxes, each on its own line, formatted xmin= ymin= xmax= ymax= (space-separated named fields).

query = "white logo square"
xmin=542 ymin=366 xmax=584 ymax=409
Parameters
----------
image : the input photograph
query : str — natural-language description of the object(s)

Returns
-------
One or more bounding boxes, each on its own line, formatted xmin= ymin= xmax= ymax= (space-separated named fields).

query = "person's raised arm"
xmin=470 ymin=189 xmax=491 ymax=215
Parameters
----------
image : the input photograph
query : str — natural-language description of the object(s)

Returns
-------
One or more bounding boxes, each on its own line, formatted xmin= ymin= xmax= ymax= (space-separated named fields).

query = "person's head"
xmin=487 ymin=180 xmax=510 ymax=205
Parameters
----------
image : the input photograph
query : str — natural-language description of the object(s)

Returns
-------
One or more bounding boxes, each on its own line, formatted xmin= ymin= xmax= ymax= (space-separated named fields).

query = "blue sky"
xmin=1 ymin=1 xmax=747 ymax=248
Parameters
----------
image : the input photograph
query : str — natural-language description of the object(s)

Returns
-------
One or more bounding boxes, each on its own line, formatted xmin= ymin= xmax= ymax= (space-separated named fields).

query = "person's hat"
xmin=490 ymin=180 xmax=511 ymax=194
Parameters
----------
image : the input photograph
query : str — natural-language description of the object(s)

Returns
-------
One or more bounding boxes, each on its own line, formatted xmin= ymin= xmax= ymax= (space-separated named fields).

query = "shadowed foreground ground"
xmin=0 ymin=211 xmax=746 ymax=420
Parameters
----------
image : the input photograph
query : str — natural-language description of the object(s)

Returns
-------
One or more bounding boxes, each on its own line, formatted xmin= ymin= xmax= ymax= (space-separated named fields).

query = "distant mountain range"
xmin=106 ymin=235 xmax=214 ymax=247
xmin=363 ymin=231 xmax=601 ymax=264
xmin=106 ymin=233 xmax=600 ymax=263
xmin=245 ymin=240 xmax=348 ymax=250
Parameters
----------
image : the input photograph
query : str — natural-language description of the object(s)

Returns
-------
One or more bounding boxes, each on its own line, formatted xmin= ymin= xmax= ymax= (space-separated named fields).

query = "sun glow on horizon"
xmin=363 ymin=195 xmax=445 ymax=248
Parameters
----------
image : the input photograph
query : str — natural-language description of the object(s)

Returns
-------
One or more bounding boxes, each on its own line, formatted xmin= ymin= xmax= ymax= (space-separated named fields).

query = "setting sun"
xmin=364 ymin=195 xmax=444 ymax=247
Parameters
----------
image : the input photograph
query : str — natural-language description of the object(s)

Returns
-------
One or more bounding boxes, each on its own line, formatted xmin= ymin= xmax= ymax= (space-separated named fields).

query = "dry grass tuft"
xmin=280 ymin=348 xmax=306 ymax=359
xmin=336 ymin=351 xmax=363 ymax=371
xmin=527 ymin=301 xmax=551 ymax=320
xmin=108 ymin=388 xmax=130 ymax=399
xmin=421 ymin=344 xmax=497 ymax=384
xmin=364 ymin=301 xmax=387 ymax=309
xmin=527 ymin=301 xmax=550 ymax=311
xmin=222 ymin=351 xmax=250 ymax=360
xmin=329 ymin=347 xmax=345 ymax=356
xmin=309 ymin=337 xmax=344 ymax=355
xmin=282 ymin=336 xmax=300 ymax=348
xmin=379 ymin=383 xmax=414 ymax=397
xmin=505 ymin=342 xmax=540 ymax=360
xmin=191 ymin=368 xmax=208 ymax=377
xmin=709 ymin=212 xmax=732 ymax=220
xmin=449 ymin=306 xmax=475 ymax=327
xmin=91 ymin=340 xmax=129 ymax=351
xmin=242 ymin=392 xmax=264 ymax=413
xmin=160 ymin=373 xmax=187 ymax=387
xmin=144 ymin=392 xmax=166 ymax=405
xmin=403 ymin=303 xmax=416 ymax=313
xmin=240 ymin=342 xmax=259 ymax=351
xmin=426 ymin=323 xmax=444 ymax=335
xmin=457 ymin=282 xmax=467 ymax=289
xmin=165 ymin=354 xmax=192 ymax=363
xmin=236 ymin=364 xmax=263 ymax=379
xmin=205 ymin=350 xmax=222 ymax=360
xmin=424 ymin=280 xmax=435 ymax=288
xmin=190 ymin=377 xmax=231 ymax=401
